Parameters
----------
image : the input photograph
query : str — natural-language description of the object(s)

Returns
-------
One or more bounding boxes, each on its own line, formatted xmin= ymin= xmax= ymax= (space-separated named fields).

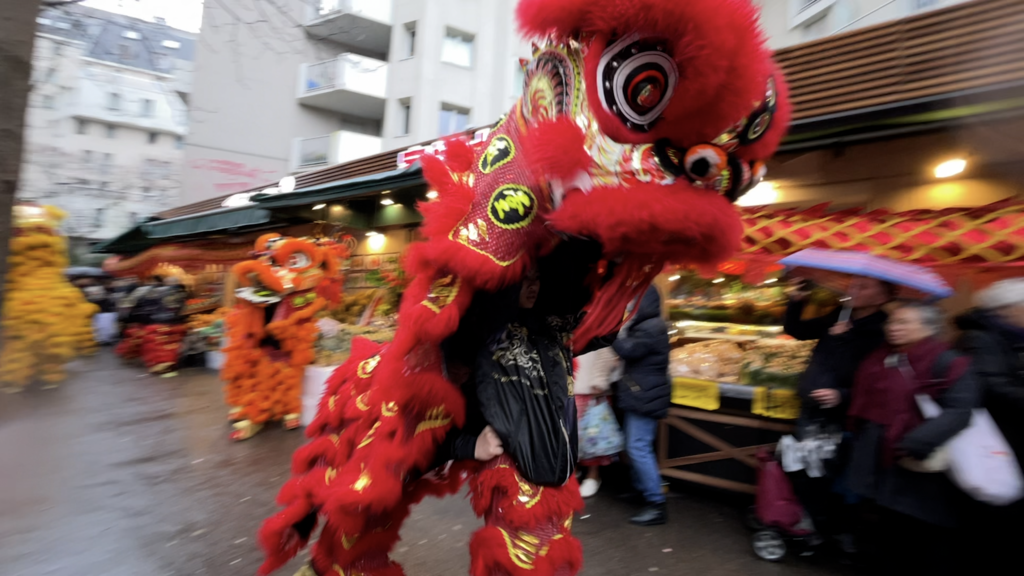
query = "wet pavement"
xmin=0 ymin=351 xmax=861 ymax=576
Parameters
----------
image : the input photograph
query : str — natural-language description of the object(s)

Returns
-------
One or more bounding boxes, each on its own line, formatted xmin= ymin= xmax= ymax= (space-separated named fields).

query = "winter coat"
xmin=785 ymin=301 xmax=887 ymax=430
xmin=846 ymin=338 xmax=979 ymax=528
xmin=613 ymin=287 xmax=671 ymax=419
xmin=955 ymin=309 xmax=1024 ymax=463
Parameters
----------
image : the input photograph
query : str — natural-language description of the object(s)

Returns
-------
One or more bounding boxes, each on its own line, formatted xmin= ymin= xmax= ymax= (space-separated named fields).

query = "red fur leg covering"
xmin=141 ymin=324 xmax=185 ymax=372
xmin=116 ymin=324 xmax=144 ymax=359
xmin=469 ymin=456 xmax=584 ymax=576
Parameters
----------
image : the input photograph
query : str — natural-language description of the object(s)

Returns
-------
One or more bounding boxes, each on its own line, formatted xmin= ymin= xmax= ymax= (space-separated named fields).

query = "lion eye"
xmin=597 ymin=35 xmax=678 ymax=132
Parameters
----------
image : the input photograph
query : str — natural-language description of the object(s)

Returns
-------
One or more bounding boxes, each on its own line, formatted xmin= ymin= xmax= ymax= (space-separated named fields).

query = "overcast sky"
xmin=81 ymin=0 xmax=205 ymax=33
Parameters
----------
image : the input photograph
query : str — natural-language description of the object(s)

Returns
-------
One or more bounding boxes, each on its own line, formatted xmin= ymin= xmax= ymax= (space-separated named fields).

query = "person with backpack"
xmin=846 ymin=301 xmax=978 ymax=575
xmin=613 ymin=285 xmax=671 ymax=526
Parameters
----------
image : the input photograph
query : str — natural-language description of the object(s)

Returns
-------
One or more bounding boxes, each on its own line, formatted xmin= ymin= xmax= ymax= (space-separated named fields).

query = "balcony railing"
xmin=293 ymin=131 xmax=382 ymax=172
xmin=301 ymin=54 xmax=387 ymax=98
xmin=315 ymin=0 xmax=391 ymax=25
xmin=297 ymin=135 xmax=331 ymax=169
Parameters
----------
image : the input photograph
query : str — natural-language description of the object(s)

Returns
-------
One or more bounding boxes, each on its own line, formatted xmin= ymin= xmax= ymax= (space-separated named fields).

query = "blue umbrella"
xmin=778 ymin=249 xmax=953 ymax=300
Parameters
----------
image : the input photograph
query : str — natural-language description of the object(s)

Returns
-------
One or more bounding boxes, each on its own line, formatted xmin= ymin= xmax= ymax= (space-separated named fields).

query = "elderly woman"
xmin=846 ymin=301 xmax=978 ymax=575
xmin=955 ymin=278 xmax=1024 ymax=572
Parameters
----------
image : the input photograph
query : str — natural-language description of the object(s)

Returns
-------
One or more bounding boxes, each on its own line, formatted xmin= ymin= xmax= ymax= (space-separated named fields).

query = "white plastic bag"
xmin=915 ymin=395 xmax=1024 ymax=506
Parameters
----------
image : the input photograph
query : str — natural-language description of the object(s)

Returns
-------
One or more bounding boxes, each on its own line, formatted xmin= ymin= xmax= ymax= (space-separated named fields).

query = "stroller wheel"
xmin=744 ymin=506 xmax=764 ymax=531
xmin=752 ymin=529 xmax=787 ymax=562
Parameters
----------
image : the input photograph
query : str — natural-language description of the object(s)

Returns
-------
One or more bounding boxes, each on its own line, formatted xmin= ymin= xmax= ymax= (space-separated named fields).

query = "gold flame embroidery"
xmin=414 ymin=406 xmax=453 ymax=435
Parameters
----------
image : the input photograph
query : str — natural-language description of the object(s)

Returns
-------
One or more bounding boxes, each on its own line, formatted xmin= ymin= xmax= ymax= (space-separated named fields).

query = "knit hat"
xmin=975 ymin=279 xmax=1024 ymax=310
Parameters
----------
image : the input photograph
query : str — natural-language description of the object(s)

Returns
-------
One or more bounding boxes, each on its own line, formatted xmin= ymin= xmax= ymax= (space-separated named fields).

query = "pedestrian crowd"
xmin=442 ymin=258 xmax=1023 ymax=574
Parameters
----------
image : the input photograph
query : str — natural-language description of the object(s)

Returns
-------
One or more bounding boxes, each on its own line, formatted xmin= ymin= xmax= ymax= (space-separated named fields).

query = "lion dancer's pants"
xmin=310 ymin=456 xmax=584 ymax=576
xmin=141 ymin=324 xmax=186 ymax=374
xmin=467 ymin=456 xmax=584 ymax=576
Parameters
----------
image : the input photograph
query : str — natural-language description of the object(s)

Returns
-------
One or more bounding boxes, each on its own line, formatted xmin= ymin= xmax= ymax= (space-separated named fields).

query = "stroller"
xmin=745 ymin=449 xmax=822 ymax=561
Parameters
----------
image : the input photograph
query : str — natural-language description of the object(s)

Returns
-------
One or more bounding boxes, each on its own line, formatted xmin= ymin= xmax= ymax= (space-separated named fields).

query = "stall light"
xmin=712 ymin=278 xmax=725 ymax=284
xmin=426 ymin=190 xmax=439 ymax=199
xmin=934 ymin=158 xmax=967 ymax=178
xmin=312 ymin=203 xmax=326 ymax=210
xmin=366 ymin=230 xmax=379 ymax=237
xmin=736 ymin=181 xmax=778 ymax=207
xmin=368 ymin=233 xmax=386 ymax=251
xmin=667 ymin=275 xmax=681 ymax=281
xmin=380 ymin=198 xmax=395 ymax=206
xmin=329 ymin=204 xmax=343 ymax=212
xmin=381 ymin=190 xmax=391 ymax=194
xmin=279 ymin=176 xmax=296 ymax=194
xmin=763 ymin=278 xmax=778 ymax=284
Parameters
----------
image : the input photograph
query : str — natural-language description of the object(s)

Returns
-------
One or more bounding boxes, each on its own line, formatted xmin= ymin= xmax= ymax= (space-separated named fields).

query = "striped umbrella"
xmin=778 ymin=248 xmax=954 ymax=300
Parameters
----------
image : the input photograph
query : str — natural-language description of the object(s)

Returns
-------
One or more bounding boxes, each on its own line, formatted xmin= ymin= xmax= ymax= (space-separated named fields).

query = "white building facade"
xmin=755 ymin=0 xmax=969 ymax=49
xmin=18 ymin=6 xmax=193 ymax=241
xmin=181 ymin=0 xmax=532 ymax=205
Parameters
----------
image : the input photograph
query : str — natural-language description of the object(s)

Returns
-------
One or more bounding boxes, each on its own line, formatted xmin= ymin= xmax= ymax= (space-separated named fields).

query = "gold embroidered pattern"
xmin=352 ymin=469 xmax=372 ymax=493
xmin=499 ymin=527 xmax=546 ymax=570
xmin=324 ymin=467 xmax=337 ymax=485
xmin=414 ymin=406 xmax=453 ymax=435
xmin=357 ymin=355 xmax=381 ymax=379
xmin=381 ymin=401 xmax=399 ymax=417
xmin=357 ymin=422 xmax=380 ymax=448
xmin=355 ymin=392 xmax=370 ymax=411
xmin=422 ymin=275 xmax=461 ymax=314
xmin=516 ymin=475 xmax=544 ymax=509
xmin=341 ymin=533 xmax=358 ymax=550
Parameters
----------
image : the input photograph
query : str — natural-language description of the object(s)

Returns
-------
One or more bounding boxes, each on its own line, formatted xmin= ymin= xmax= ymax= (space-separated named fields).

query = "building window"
xmin=175 ymin=136 xmax=184 ymax=150
xmin=94 ymin=207 xmax=105 ymax=227
xmin=102 ymin=153 xmax=114 ymax=174
xmin=108 ymin=93 xmax=121 ymax=111
xmin=399 ymin=98 xmax=412 ymax=136
xmin=107 ymin=124 xmax=116 ymax=139
xmin=54 ymin=43 xmax=62 ymax=57
xmin=76 ymin=119 xmax=88 ymax=135
xmin=141 ymin=99 xmax=155 ymax=117
xmin=129 ymin=212 xmax=139 ymax=225
xmin=41 ymin=94 xmax=55 ymax=109
xmin=402 ymin=22 xmax=416 ymax=59
xmin=912 ymin=0 xmax=939 ymax=9
xmin=439 ymin=104 xmax=469 ymax=137
xmin=161 ymin=39 xmax=181 ymax=49
xmin=45 ymin=68 xmax=57 ymax=83
xmin=441 ymin=28 xmax=474 ymax=68
xmin=148 ymin=132 xmax=159 ymax=144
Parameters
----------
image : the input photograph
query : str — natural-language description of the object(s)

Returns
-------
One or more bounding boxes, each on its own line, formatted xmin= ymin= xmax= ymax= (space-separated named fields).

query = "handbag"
xmin=913 ymin=394 xmax=1023 ymax=505
xmin=578 ymin=396 xmax=625 ymax=461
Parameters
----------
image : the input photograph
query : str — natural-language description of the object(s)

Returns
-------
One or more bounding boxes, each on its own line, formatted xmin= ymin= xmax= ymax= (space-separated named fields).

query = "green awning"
xmin=141 ymin=207 xmax=272 ymax=238
xmin=254 ymin=165 xmax=424 ymax=208
xmin=91 ymin=225 xmax=155 ymax=254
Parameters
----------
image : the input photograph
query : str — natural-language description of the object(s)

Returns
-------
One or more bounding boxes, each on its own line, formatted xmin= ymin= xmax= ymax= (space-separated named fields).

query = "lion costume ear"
xmin=515 ymin=0 xmax=592 ymax=39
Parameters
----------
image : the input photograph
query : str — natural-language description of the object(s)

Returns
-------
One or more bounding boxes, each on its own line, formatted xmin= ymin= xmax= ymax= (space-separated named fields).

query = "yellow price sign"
xmin=671 ymin=378 xmax=721 ymax=411
xmin=751 ymin=387 xmax=801 ymax=420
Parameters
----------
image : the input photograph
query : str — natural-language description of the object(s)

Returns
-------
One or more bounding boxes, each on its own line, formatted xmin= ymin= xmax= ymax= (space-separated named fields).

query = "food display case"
xmin=656 ymin=271 xmax=831 ymax=493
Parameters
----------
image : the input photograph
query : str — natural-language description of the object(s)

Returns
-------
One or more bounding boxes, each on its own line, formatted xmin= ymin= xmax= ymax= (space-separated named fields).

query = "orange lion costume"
xmin=222 ymin=234 xmax=344 ymax=440
xmin=260 ymin=1 xmax=790 ymax=574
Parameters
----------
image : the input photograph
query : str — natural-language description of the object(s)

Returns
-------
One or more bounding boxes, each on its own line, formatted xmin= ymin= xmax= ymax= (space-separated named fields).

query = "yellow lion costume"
xmin=1 ymin=205 xmax=98 ymax=392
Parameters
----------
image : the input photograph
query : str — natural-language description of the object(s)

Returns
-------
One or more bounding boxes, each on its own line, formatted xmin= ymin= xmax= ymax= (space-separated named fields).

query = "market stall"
xmin=657 ymin=200 xmax=1024 ymax=493
xmin=656 ymin=270 xmax=832 ymax=493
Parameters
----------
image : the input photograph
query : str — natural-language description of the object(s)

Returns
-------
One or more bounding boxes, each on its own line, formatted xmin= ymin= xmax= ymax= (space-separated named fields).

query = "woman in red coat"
xmin=846 ymin=300 xmax=978 ymax=575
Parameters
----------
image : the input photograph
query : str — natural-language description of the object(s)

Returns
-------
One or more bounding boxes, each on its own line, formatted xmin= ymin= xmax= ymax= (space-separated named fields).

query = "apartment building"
xmin=17 ymin=5 xmax=193 ymax=242
xmin=756 ymin=0 xmax=969 ymax=48
xmin=181 ymin=0 xmax=531 ymax=205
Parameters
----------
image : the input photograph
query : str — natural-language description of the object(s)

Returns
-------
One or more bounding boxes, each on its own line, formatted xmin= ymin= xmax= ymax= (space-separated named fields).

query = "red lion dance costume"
xmin=260 ymin=1 xmax=790 ymax=574
xmin=222 ymin=234 xmax=344 ymax=441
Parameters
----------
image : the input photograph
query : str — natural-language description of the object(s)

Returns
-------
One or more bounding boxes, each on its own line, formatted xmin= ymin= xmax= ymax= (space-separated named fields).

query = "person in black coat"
xmin=783 ymin=275 xmax=893 ymax=547
xmin=954 ymin=278 xmax=1024 ymax=573
xmin=613 ymin=285 xmax=671 ymax=526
